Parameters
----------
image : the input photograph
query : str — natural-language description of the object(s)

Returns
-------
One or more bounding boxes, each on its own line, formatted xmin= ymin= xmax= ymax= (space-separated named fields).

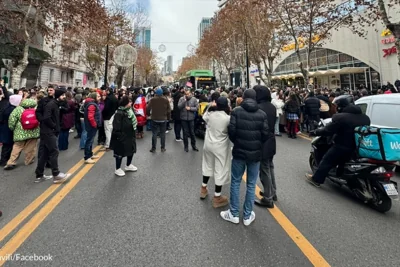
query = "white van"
xmin=355 ymin=94 xmax=400 ymax=128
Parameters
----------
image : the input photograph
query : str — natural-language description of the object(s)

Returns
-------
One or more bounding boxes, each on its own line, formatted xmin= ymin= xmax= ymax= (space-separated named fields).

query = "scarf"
xmin=118 ymin=106 xmax=137 ymax=130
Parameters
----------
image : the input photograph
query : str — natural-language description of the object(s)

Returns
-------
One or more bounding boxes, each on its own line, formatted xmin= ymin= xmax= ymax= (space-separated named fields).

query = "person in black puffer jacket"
xmin=221 ymin=89 xmax=269 ymax=226
xmin=254 ymin=86 xmax=277 ymax=209
xmin=35 ymin=87 xmax=70 ymax=184
xmin=304 ymin=91 xmax=321 ymax=132
xmin=306 ymin=97 xmax=371 ymax=187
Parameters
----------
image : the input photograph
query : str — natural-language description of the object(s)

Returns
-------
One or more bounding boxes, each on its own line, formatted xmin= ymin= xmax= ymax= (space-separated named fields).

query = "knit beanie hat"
xmin=155 ymin=88 xmax=163 ymax=96
xmin=216 ymin=96 xmax=229 ymax=109
xmin=55 ymin=89 xmax=66 ymax=99
xmin=243 ymin=89 xmax=256 ymax=100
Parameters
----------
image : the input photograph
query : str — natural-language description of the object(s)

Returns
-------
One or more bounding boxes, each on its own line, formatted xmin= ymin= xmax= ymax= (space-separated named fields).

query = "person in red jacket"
xmin=83 ymin=92 xmax=102 ymax=164
xmin=133 ymin=88 xmax=147 ymax=139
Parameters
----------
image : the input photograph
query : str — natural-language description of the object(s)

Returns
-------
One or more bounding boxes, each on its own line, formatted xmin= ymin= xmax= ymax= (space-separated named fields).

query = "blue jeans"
xmin=230 ymin=158 xmax=260 ymax=219
xmin=79 ymin=119 xmax=87 ymax=149
xmin=274 ymin=116 xmax=280 ymax=135
xmin=58 ymin=129 xmax=70 ymax=151
xmin=84 ymin=127 xmax=97 ymax=160
xmin=152 ymin=121 xmax=167 ymax=149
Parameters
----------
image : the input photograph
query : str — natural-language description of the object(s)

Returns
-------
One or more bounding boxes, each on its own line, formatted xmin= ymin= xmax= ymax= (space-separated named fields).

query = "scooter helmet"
xmin=333 ymin=95 xmax=352 ymax=113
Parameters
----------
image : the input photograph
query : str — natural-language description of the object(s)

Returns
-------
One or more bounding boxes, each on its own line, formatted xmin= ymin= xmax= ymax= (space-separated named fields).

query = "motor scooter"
xmin=309 ymin=119 xmax=398 ymax=213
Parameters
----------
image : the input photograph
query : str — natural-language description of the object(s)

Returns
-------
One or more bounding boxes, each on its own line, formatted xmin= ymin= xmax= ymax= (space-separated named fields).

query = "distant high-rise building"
xmin=198 ymin=17 xmax=211 ymax=41
xmin=217 ymin=0 xmax=228 ymax=8
xmin=164 ymin=61 xmax=168 ymax=75
xmin=167 ymin=55 xmax=173 ymax=74
xmin=135 ymin=27 xmax=151 ymax=48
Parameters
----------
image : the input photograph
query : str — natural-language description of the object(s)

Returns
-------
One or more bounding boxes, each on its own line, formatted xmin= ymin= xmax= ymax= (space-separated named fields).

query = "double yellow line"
xmin=0 ymin=146 xmax=105 ymax=266
xmin=242 ymin=174 xmax=330 ymax=267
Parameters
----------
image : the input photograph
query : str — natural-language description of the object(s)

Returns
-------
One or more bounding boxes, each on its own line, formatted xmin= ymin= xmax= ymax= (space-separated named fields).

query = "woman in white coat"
xmin=272 ymin=93 xmax=285 ymax=136
xmin=200 ymin=96 xmax=231 ymax=208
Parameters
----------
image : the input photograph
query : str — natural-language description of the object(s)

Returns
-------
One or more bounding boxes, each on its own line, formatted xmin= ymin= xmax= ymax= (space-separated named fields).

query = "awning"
xmin=338 ymin=67 xmax=368 ymax=74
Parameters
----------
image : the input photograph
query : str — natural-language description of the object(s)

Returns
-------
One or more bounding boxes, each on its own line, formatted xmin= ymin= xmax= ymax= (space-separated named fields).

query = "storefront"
xmin=251 ymin=20 xmax=399 ymax=90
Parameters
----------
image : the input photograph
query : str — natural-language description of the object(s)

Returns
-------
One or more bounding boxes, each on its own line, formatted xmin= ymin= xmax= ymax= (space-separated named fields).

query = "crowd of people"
xmin=0 ymin=80 xmax=399 ymax=223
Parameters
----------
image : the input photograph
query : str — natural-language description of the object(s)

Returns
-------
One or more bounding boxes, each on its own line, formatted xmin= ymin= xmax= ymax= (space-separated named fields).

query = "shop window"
xmin=327 ymin=49 xmax=338 ymax=56
xmin=316 ymin=49 xmax=326 ymax=58
xmin=317 ymin=57 xmax=327 ymax=66
xmin=339 ymin=53 xmax=353 ymax=63
xmin=356 ymin=103 xmax=368 ymax=114
xmin=49 ymin=69 xmax=54 ymax=82
xmin=328 ymin=55 xmax=338 ymax=65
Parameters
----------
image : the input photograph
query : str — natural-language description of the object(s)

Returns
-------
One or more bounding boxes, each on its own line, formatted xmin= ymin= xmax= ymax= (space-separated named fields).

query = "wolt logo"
xmin=390 ymin=141 xmax=400 ymax=150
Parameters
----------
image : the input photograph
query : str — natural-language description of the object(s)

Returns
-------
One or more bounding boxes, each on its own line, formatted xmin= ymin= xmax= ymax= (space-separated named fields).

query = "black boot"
xmin=254 ymin=198 xmax=274 ymax=208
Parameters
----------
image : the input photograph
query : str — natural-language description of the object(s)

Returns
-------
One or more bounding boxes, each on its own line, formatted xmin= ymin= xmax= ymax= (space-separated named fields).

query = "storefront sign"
xmin=383 ymin=46 xmax=397 ymax=58
xmin=381 ymin=36 xmax=396 ymax=44
xmin=282 ymin=35 xmax=321 ymax=52
xmin=381 ymin=29 xmax=392 ymax=37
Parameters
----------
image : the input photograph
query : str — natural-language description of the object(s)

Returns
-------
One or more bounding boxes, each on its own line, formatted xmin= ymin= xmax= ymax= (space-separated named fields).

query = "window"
xmin=356 ymin=103 xmax=368 ymax=114
xmin=49 ymin=69 xmax=54 ymax=82
xmin=370 ymin=104 xmax=400 ymax=128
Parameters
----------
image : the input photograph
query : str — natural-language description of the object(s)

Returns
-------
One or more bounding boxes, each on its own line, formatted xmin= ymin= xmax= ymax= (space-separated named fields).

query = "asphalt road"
xmin=0 ymin=129 xmax=399 ymax=267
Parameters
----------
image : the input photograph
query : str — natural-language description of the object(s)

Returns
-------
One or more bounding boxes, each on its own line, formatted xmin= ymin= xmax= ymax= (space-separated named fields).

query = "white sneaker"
xmin=91 ymin=155 xmax=100 ymax=159
xmin=220 ymin=209 xmax=239 ymax=224
xmin=115 ymin=169 xmax=126 ymax=177
xmin=85 ymin=159 xmax=96 ymax=164
xmin=69 ymin=129 xmax=74 ymax=133
xmin=166 ymin=130 xmax=169 ymax=134
xmin=243 ymin=211 xmax=256 ymax=226
xmin=125 ymin=164 xmax=138 ymax=172
xmin=53 ymin=173 xmax=71 ymax=184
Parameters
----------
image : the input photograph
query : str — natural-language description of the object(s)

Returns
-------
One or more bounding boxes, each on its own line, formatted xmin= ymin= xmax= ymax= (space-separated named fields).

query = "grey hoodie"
xmin=178 ymin=96 xmax=199 ymax=121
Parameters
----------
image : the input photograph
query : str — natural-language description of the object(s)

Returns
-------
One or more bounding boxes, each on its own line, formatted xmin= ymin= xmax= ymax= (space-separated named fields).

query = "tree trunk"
xmin=115 ymin=66 xmax=126 ymax=89
xmin=256 ymin=62 xmax=268 ymax=86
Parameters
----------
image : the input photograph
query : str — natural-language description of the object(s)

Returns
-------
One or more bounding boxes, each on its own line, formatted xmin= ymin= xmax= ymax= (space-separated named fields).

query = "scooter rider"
xmin=306 ymin=96 xmax=371 ymax=187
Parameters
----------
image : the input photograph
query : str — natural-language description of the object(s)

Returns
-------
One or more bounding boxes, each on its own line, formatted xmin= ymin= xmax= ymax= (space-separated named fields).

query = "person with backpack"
xmin=35 ymin=87 xmax=71 ymax=184
xmin=4 ymin=98 xmax=40 ymax=170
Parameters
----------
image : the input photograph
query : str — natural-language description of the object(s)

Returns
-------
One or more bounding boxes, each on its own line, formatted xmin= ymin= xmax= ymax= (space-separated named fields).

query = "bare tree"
xmin=266 ymin=0 xmax=360 ymax=85
xmin=0 ymin=0 xmax=105 ymax=89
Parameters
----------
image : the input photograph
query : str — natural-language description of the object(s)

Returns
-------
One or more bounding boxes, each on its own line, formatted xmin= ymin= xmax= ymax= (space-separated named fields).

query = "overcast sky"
xmin=148 ymin=0 xmax=218 ymax=71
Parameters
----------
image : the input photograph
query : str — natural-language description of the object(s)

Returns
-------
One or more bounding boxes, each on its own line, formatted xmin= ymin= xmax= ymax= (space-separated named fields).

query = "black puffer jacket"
xmin=316 ymin=105 xmax=371 ymax=149
xmin=254 ymin=86 xmax=276 ymax=159
xmin=304 ymin=96 xmax=321 ymax=118
xmin=36 ymin=96 xmax=60 ymax=136
xmin=228 ymin=98 xmax=269 ymax=162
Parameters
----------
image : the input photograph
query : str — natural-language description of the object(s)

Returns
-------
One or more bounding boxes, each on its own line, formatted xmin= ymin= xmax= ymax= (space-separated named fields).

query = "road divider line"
xmin=243 ymin=174 xmax=330 ymax=267
xmin=0 ymin=150 xmax=105 ymax=266
xmin=0 ymin=146 xmax=101 ymax=244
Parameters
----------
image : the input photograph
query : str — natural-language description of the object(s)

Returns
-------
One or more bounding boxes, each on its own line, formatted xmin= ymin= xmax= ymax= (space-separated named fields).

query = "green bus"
xmin=179 ymin=70 xmax=217 ymax=90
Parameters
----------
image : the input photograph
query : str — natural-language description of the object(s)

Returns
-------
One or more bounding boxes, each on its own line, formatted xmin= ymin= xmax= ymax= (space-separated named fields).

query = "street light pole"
xmin=245 ymin=32 xmax=250 ymax=88
xmin=104 ymin=43 xmax=109 ymax=88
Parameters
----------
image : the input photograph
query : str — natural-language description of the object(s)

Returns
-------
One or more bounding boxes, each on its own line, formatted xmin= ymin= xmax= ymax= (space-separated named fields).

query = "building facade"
xmin=198 ymin=18 xmax=212 ymax=41
xmin=135 ymin=27 xmax=152 ymax=48
xmin=247 ymin=20 xmax=399 ymax=90
xmin=167 ymin=55 xmax=173 ymax=75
